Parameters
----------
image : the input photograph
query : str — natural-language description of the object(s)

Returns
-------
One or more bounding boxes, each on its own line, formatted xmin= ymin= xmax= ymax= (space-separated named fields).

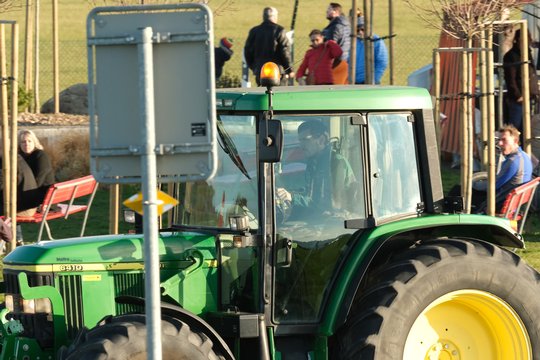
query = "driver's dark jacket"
xmin=291 ymin=146 xmax=356 ymax=216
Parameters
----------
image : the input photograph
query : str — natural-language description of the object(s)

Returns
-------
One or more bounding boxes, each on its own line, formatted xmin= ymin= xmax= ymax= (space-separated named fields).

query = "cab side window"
xmin=368 ymin=113 xmax=421 ymax=219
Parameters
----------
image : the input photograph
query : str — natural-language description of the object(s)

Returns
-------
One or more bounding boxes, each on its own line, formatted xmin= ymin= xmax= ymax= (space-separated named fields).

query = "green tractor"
xmin=2 ymin=81 xmax=540 ymax=359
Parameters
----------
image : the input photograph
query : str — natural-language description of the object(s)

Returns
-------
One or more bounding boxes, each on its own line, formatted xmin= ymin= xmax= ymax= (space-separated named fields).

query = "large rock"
xmin=41 ymin=83 xmax=88 ymax=115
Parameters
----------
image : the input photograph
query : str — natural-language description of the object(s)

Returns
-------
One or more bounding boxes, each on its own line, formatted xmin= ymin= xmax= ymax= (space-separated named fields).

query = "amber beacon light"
xmin=260 ymin=62 xmax=281 ymax=88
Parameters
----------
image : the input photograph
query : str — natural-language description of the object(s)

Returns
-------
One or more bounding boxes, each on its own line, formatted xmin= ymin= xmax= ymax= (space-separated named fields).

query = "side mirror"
xmin=259 ymin=119 xmax=283 ymax=163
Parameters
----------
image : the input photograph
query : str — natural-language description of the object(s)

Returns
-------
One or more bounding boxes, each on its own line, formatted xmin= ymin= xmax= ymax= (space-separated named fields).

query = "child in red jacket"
xmin=296 ymin=29 xmax=342 ymax=85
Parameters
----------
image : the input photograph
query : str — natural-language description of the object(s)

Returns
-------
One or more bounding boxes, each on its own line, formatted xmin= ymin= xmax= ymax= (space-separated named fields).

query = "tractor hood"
xmin=2 ymin=232 xmax=218 ymax=267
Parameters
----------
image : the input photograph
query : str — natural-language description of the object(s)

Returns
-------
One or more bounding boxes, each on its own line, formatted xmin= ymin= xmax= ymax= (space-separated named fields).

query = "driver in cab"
xmin=276 ymin=120 xmax=356 ymax=220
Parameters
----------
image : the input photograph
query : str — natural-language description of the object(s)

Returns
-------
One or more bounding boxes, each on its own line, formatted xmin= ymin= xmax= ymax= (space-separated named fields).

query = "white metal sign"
xmin=87 ymin=4 xmax=217 ymax=184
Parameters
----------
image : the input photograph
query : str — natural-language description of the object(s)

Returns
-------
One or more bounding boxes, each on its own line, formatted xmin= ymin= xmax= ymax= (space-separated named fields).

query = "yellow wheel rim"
xmin=404 ymin=290 xmax=531 ymax=360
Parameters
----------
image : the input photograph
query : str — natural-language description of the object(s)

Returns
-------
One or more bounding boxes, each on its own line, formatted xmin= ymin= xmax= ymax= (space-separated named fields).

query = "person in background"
xmin=0 ymin=153 xmax=39 ymax=216
xmin=450 ymin=124 xmax=533 ymax=213
xmin=214 ymin=37 xmax=233 ymax=80
xmin=18 ymin=130 xmax=55 ymax=208
xmin=503 ymin=29 xmax=539 ymax=135
xmin=322 ymin=2 xmax=350 ymax=84
xmin=296 ymin=30 xmax=342 ymax=85
xmin=244 ymin=7 xmax=294 ymax=86
xmin=353 ymin=16 xmax=388 ymax=84
xmin=0 ymin=217 xmax=12 ymax=253
xmin=276 ymin=121 xmax=355 ymax=220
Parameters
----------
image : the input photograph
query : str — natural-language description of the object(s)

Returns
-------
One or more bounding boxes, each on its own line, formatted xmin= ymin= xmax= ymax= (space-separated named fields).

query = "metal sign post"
xmin=87 ymin=4 xmax=216 ymax=358
xmin=138 ymin=26 xmax=161 ymax=360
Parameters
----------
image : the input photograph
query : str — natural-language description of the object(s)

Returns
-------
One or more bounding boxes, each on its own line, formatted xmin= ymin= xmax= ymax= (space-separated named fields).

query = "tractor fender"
xmin=115 ymin=295 xmax=234 ymax=360
xmin=323 ymin=214 xmax=523 ymax=335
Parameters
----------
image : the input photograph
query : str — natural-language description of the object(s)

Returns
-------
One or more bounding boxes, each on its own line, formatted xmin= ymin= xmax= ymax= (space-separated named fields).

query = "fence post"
xmin=460 ymin=49 xmax=472 ymax=213
xmin=433 ymin=49 xmax=441 ymax=147
xmin=10 ymin=23 xmax=19 ymax=243
xmin=109 ymin=184 xmax=120 ymax=234
xmin=24 ymin=0 xmax=33 ymax=110
xmin=34 ymin=0 xmax=39 ymax=113
xmin=52 ymin=0 xmax=59 ymax=113
xmin=486 ymin=26 xmax=496 ymax=216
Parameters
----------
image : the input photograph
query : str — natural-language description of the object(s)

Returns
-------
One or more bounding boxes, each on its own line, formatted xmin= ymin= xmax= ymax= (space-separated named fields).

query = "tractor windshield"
xmin=175 ymin=115 xmax=259 ymax=229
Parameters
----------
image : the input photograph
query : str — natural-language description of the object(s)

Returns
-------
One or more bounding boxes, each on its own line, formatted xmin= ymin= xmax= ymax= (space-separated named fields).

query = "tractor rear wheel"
xmin=60 ymin=314 xmax=225 ymax=360
xmin=335 ymin=238 xmax=540 ymax=359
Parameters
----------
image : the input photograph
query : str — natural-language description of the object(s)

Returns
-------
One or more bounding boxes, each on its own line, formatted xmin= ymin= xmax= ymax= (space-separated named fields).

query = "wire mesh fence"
xmin=31 ymin=33 xmax=440 ymax=110
xmin=219 ymin=33 xmax=440 ymax=87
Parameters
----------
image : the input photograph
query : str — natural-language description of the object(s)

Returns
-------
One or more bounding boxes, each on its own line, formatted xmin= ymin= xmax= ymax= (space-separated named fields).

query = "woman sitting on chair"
xmin=18 ymin=130 xmax=55 ymax=208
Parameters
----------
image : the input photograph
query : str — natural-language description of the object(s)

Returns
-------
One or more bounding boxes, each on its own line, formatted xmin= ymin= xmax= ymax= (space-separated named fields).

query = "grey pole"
xmin=138 ymin=26 xmax=162 ymax=360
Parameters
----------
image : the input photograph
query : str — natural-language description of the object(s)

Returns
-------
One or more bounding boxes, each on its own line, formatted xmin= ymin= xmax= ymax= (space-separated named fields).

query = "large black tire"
xmin=59 ymin=314 xmax=225 ymax=360
xmin=334 ymin=239 xmax=540 ymax=359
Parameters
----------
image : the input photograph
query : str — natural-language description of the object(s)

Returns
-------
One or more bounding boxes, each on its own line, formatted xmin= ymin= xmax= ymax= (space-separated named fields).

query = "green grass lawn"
xmin=18 ymin=187 xmax=134 ymax=241
xmin=441 ymin=164 xmax=540 ymax=270
xmin=0 ymin=0 xmax=443 ymax=103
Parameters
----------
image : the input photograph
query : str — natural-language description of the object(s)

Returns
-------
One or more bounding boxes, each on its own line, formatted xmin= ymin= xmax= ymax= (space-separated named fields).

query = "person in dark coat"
xmin=18 ymin=130 xmax=55 ymax=208
xmin=503 ymin=29 xmax=540 ymax=135
xmin=322 ymin=2 xmax=350 ymax=84
xmin=214 ymin=37 xmax=233 ymax=80
xmin=244 ymin=7 xmax=294 ymax=86
xmin=0 ymin=154 xmax=39 ymax=215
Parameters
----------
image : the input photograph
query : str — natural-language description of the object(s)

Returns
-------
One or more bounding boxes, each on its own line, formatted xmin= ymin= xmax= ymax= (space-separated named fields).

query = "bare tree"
xmin=0 ymin=0 xmax=25 ymax=13
xmin=85 ymin=0 xmax=237 ymax=15
xmin=405 ymin=0 xmax=531 ymax=214
xmin=84 ymin=0 xmax=236 ymax=16
xmin=404 ymin=0 xmax=529 ymax=40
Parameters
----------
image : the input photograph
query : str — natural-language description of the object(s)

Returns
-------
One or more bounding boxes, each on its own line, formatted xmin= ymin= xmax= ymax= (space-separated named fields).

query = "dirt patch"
xmin=18 ymin=112 xmax=89 ymax=126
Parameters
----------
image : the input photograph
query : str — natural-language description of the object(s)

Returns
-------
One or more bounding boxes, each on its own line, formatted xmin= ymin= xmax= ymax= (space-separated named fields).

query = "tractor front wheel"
xmin=60 ymin=313 xmax=225 ymax=360
xmin=335 ymin=239 xmax=540 ymax=359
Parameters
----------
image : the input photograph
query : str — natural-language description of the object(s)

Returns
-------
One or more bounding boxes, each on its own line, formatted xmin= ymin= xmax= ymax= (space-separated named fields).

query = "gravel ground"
xmin=17 ymin=112 xmax=89 ymax=126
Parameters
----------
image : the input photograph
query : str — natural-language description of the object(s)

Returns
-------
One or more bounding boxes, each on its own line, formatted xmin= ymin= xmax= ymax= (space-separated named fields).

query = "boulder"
xmin=40 ymin=83 xmax=88 ymax=115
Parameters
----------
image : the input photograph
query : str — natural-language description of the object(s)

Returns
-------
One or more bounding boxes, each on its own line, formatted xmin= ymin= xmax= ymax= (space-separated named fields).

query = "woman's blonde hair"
xmin=18 ymin=129 xmax=44 ymax=151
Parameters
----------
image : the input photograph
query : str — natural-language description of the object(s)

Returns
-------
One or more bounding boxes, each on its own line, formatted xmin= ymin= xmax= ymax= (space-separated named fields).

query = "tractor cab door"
xmin=272 ymin=114 xmax=366 ymax=324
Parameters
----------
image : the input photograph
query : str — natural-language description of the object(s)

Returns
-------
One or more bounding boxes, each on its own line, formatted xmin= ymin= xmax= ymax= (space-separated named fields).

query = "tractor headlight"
xmin=5 ymin=294 xmax=14 ymax=312
xmin=22 ymin=298 xmax=52 ymax=314
xmin=229 ymin=215 xmax=249 ymax=232
xmin=6 ymin=294 xmax=52 ymax=314
xmin=123 ymin=209 xmax=136 ymax=223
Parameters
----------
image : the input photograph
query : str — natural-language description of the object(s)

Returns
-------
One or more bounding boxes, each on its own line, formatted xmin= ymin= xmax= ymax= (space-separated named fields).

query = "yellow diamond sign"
xmin=123 ymin=190 xmax=179 ymax=216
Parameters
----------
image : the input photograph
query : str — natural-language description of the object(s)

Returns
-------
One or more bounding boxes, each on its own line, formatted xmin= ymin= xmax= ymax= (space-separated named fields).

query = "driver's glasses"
xmin=298 ymin=134 xmax=315 ymax=143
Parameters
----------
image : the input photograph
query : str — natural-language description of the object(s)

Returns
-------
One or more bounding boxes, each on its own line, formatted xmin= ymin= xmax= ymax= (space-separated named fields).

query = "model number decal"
xmin=58 ymin=264 xmax=84 ymax=272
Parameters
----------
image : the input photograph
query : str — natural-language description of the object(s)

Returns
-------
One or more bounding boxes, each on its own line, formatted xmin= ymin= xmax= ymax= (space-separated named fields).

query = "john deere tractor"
xmin=2 ymin=79 xmax=540 ymax=359
xmin=2 ymin=5 xmax=540 ymax=360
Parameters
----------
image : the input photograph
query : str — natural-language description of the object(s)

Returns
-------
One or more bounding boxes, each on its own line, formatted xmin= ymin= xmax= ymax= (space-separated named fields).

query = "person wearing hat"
xmin=276 ymin=120 xmax=356 ymax=221
xmin=353 ymin=16 xmax=388 ymax=84
xmin=214 ymin=37 xmax=234 ymax=80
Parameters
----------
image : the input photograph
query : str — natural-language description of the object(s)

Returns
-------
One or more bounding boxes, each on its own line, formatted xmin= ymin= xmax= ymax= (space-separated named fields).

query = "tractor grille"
xmin=3 ymin=270 xmax=55 ymax=348
xmin=4 ymin=271 xmax=53 ymax=293
xmin=114 ymin=272 xmax=145 ymax=314
xmin=3 ymin=270 xmax=145 ymax=343
xmin=57 ymin=275 xmax=84 ymax=339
